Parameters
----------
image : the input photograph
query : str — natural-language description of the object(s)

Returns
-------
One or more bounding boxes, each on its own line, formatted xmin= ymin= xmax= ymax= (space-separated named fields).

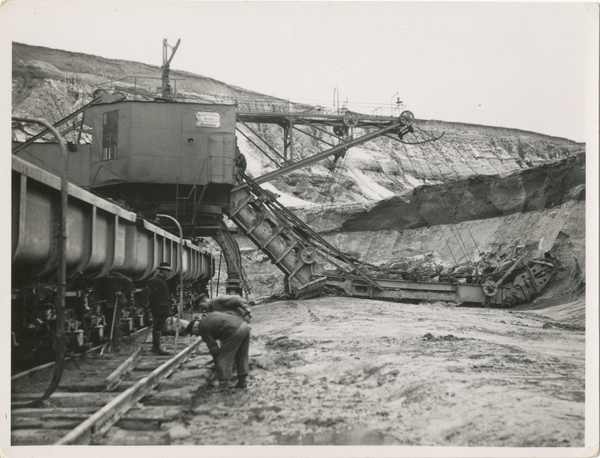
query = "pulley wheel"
xmin=300 ymin=246 xmax=318 ymax=264
xmin=399 ymin=110 xmax=415 ymax=126
xmin=342 ymin=111 xmax=359 ymax=128
xmin=333 ymin=125 xmax=348 ymax=137
xmin=482 ymin=280 xmax=498 ymax=297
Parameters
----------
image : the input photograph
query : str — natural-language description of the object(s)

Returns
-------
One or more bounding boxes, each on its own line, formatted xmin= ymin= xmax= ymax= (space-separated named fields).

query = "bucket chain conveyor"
xmin=226 ymin=173 xmax=380 ymax=299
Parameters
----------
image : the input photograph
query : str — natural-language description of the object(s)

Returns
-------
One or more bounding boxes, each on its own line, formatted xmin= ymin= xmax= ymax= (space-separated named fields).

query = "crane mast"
xmin=161 ymin=38 xmax=181 ymax=100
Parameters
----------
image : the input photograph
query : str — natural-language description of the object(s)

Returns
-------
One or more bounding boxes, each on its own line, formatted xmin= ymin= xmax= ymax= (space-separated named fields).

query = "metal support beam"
xmin=288 ymin=116 xmax=294 ymax=161
xmin=236 ymin=128 xmax=282 ymax=168
xmin=156 ymin=214 xmax=183 ymax=352
xmin=234 ymin=121 xmax=403 ymax=189
xmin=283 ymin=121 xmax=292 ymax=161
xmin=238 ymin=120 xmax=289 ymax=164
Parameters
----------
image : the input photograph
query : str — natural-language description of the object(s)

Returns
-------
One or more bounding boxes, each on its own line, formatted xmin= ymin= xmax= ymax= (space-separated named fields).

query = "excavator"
xmin=220 ymin=109 xmax=562 ymax=307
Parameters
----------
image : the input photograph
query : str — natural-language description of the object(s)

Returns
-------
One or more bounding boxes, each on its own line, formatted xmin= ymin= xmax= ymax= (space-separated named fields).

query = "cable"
xmin=412 ymin=134 xmax=472 ymax=264
xmin=312 ymin=150 xmax=349 ymax=231
xmin=420 ymin=128 xmax=484 ymax=258
xmin=398 ymin=141 xmax=428 ymax=182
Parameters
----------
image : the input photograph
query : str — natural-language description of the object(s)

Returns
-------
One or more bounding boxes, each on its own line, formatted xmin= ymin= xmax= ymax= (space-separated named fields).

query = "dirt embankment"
xmin=180 ymin=297 xmax=585 ymax=447
xmin=11 ymin=41 xmax=295 ymax=133
xmin=251 ymin=125 xmax=583 ymax=206
xmin=337 ymin=152 xmax=585 ymax=232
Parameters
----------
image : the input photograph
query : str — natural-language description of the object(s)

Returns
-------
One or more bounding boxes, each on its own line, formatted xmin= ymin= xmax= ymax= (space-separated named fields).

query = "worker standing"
xmin=198 ymin=311 xmax=251 ymax=390
xmin=234 ymin=144 xmax=247 ymax=185
xmin=235 ymin=145 xmax=247 ymax=175
xmin=148 ymin=262 xmax=174 ymax=355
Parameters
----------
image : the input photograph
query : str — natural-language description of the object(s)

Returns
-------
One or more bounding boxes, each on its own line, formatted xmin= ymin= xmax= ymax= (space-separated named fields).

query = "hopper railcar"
xmin=11 ymin=153 xmax=215 ymax=371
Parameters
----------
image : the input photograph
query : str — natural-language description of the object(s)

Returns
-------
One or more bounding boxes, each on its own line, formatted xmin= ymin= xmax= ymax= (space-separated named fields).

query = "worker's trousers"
xmin=217 ymin=321 xmax=250 ymax=381
xmin=151 ymin=312 xmax=169 ymax=332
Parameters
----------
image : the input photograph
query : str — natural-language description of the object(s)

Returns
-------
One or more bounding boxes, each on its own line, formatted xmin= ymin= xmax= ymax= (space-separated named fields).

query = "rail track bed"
xmin=11 ymin=329 xmax=214 ymax=445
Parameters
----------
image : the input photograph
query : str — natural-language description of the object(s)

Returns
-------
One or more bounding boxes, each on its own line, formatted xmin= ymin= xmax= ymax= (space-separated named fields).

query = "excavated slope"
xmin=337 ymin=152 xmax=585 ymax=232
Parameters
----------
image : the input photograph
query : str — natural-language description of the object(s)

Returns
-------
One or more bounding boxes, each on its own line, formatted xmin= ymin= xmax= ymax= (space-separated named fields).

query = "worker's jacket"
xmin=198 ymin=311 xmax=246 ymax=356
xmin=209 ymin=295 xmax=252 ymax=323
xmin=148 ymin=275 xmax=172 ymax=315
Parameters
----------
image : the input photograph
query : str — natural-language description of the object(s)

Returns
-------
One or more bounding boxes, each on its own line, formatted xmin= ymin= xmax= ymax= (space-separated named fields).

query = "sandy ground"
xmin=177 ymin=297 xmax=585 ymax=447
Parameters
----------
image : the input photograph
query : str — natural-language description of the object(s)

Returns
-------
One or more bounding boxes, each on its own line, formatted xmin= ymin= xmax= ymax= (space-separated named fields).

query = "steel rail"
xmin=12 ymin=343 xmax=108 ymax=382
xmin=55 ymin=337 xmax=204 ymax=445
xmin=11 ymin=328 xmax=150 ymax=382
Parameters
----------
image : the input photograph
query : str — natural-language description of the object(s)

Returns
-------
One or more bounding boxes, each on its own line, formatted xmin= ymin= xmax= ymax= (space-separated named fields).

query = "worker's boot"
xmin=214 ymin=379 xmax=232 ymax=393
xmin=151 ymin=331 xmax=170 ymax=356
xmin=234 ymin=374 xmax=248 ymax=389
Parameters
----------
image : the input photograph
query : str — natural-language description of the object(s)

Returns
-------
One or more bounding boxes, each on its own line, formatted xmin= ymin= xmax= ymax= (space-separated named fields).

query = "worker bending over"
xmin=198 ymin=311 xmax=251 ymax=390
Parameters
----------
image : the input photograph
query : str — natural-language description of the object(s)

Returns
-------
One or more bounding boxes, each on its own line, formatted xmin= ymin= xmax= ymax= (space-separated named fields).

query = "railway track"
xmin=11 ymin=328 xmax=214 ymax=445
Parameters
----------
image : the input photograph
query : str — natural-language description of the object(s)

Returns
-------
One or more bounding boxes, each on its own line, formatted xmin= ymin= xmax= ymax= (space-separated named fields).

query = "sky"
xmin=1 ymin=1 xmax=598 ymax=142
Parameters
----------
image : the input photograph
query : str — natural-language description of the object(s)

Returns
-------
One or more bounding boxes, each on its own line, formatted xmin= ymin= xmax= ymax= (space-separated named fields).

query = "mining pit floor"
xmin=180 ymin=296 xmax=585 ymax=447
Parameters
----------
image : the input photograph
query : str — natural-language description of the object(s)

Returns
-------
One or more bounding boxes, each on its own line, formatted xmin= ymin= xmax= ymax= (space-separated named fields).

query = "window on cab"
xmin=102 ymin=110 xmax=118 ymax=160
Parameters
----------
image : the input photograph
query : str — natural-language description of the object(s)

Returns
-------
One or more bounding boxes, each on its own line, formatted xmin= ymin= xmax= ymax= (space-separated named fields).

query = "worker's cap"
xmin=157 ymin=262 xmax=173 ymax=271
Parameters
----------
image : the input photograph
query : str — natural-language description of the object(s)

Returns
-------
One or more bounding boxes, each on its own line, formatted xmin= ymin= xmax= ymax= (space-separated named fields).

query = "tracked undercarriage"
xmin=322 ymin=254 xmax=562 ymax=307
